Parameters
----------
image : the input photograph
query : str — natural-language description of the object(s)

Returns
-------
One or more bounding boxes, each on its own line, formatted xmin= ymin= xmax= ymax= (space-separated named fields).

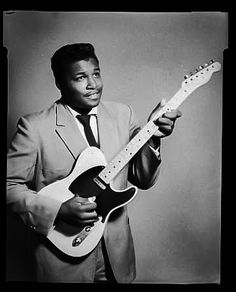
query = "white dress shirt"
xmin=67 ymin=105 xmax=99 ymax=146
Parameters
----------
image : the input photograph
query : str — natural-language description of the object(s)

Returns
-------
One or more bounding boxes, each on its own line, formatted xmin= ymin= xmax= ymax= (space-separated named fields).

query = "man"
xmin=7 ymin=43 xmax=181 ymax=282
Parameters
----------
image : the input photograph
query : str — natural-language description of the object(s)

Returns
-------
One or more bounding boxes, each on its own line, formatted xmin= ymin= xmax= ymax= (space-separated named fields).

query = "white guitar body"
xmin=39 ymin=147 xmax=138 ymax=257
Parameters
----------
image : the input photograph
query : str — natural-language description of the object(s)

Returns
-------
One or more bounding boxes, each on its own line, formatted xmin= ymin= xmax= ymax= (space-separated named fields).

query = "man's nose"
xmin=87 ymin=76 xmax=96 ymax=88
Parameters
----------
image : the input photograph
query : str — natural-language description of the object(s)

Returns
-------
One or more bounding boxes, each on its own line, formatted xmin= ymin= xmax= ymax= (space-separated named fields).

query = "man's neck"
xmin=71 ymin=107 xmax=92 ymax=115
xmin=66 ymin=103 xmax=98 ymax=117
xmin=61 ymin=100 xmax=94 ymax=115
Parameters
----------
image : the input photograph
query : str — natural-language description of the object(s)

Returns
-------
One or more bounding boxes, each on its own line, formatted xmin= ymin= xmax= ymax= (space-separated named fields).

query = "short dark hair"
xmin=51 ymin=43 xmax=99 ymax=85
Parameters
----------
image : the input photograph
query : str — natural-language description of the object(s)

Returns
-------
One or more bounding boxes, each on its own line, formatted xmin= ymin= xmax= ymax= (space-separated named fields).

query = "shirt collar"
xmin=67 ymin=105 xmax=98 ymax=118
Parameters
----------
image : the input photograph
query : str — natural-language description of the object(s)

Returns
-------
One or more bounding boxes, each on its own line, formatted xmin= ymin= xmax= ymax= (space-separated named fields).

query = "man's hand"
xmin=56 ymin=195 xmax=98 ymax=227
xmin=148 ymin=99 xmax=182 ymax=138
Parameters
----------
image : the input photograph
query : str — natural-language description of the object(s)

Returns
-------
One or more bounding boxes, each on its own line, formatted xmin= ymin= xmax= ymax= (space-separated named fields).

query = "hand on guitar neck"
xmin=148 ymin=98 xmax=182 ymax=148
xmin=56 ymin=195 xmax=99 ymax=227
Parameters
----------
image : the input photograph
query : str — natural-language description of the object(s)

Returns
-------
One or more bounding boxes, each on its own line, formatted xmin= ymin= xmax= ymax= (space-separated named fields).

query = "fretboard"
xmin=98 ymin=85 xmax=192 ymax=185
xmin=97 ymin=59 xmax=221 ymax=184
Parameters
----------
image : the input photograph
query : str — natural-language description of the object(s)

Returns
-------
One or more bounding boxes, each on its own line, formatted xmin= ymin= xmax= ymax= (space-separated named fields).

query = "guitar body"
xmin=39 ymin=146 xmax=137 ymax=257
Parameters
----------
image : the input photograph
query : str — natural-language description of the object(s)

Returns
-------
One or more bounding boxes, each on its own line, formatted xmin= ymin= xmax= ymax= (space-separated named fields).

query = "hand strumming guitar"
xmin=56 ymin=196 xmax=98 ymax=226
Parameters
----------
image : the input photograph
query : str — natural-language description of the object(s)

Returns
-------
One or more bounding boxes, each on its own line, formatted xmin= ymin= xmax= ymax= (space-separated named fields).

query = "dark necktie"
xmin=76 ymin=115 xmax=99 ymax=148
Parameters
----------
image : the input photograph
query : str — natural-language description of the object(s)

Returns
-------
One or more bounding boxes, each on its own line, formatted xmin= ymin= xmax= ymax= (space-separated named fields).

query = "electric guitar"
xmin=39 ymin=60 xmax=221 ymax=257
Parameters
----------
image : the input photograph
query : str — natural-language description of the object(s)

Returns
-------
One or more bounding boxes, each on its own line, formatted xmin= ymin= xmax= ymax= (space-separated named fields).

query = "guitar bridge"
xmin=72 ymin=225 xmax=92 ymax=247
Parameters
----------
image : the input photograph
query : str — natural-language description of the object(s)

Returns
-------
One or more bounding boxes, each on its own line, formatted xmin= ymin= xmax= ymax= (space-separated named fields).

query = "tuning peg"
xmin=189 ymin=72 xmax=193 ymax=76
xmin=199 ymin=65 xmax=204 ymax=70
xmin=195 ymin=68 xmax=199 ymax=73
xmin=184 ymin=75 xmax=189 ymax=79
xmin=204 ymin=63 xmax=209 ymax=67
xmin=209 ymin=59 xmax=215 ymax=64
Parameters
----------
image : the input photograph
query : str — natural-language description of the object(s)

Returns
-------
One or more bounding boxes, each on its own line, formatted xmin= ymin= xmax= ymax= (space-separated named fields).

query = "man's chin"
xmin=86 ymin=97 xmax=101 ymax=108
xmin=69 ymin=99 xmax=100 ymax=114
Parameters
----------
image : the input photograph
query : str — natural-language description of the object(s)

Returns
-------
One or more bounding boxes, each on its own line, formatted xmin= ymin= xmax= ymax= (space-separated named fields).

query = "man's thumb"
xmin=160 ymin=98 xmax=166 ymax=107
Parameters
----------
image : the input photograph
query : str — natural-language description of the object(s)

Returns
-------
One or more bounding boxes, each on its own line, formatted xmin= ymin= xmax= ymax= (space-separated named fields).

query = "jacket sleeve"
xmin=7 ymin=116 xmax=62 ymax=236
xmin=127 ymin=105 xmax=161 ymax=189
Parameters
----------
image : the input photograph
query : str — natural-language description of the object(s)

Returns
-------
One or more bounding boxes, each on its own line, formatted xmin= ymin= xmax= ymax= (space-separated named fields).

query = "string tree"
xmin=184 ymin=74 xmax=189 ymax=80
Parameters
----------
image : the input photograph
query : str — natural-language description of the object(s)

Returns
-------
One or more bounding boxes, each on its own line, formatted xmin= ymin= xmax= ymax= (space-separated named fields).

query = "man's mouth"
xmin=86 ymin=92 xmax=100 ymax=99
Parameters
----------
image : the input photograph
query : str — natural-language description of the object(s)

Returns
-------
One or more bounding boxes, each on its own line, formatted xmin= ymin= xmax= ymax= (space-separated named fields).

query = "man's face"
xmin=59 ymin=58 xmax=103 ymax=110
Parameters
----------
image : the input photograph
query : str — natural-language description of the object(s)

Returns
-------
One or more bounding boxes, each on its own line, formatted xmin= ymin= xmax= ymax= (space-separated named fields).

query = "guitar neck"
xmin=98 ymin=86 xmax=191 ymax=185
xmin=98 ymin=60 xmax=221 ymax=185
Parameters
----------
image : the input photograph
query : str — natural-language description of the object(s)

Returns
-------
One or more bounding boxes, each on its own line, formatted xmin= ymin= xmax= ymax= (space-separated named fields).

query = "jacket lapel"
xmin=55 ymin=100 xmax=119 ymax=162
xmin=55 ymin=101 xmax=87 ymax=160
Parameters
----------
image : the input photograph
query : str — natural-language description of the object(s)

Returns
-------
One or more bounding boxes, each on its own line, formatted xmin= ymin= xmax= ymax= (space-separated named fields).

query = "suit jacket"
xmin=7 ymin=99 xmax=161 ymax=283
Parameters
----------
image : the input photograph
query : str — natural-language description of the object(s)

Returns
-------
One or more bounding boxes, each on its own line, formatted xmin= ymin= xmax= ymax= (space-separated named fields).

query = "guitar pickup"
xmin=93 ymin=177 xmax=107 ymax=190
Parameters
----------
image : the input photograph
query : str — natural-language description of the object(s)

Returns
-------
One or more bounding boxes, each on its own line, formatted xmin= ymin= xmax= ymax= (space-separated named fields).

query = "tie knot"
xmin=76 ymin=115 xmax=91 ymax=126
xmin=76 ymin=114 xmax=99 ymax=147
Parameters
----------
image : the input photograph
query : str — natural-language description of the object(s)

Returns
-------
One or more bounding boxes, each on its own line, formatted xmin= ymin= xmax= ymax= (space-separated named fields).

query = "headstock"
xmin=181 ymin=60 xmax=221 ymax=91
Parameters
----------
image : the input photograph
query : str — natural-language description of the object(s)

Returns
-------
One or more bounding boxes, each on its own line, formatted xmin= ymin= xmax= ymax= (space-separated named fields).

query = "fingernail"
xmin=161 ymin=99 xmax=166 ymax=106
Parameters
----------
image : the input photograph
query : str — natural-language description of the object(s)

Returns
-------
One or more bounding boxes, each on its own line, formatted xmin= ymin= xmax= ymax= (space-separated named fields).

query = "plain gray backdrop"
xmin=4 ymin=11 xmax=227 ymax=283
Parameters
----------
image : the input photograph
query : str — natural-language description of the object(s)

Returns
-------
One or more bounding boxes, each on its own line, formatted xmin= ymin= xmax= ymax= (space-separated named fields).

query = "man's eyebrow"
xmin=74 ymin=71 xmax=86 ymax=76
xmin=74 ymin=68 xmax=100 ymax=76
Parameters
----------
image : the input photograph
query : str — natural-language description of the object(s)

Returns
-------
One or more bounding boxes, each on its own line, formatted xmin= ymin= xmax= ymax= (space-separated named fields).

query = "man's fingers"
xmin=158 ymin=125 xmax=172 ymax=133
xmin=77 ymin=201 xmax=97 ymax=212
xmin=156 ymin=117 xmax=174 ymax=126
xmin=163 ymin=110 xmax=182 ymax=119
xmin=150 ymin=98 xmax=166 ymax=115
xmin=80 ymin=210 xmax=98 ymax=220
xmin=74 ymin=195 xmax=93 ymax=203
xmin=79 ymin=218 xmax=99 ymax=225
xmin=154 ymin=98 xmax=166 ymax=111
xmin=160 ymin=98 xmax=166 ymax=107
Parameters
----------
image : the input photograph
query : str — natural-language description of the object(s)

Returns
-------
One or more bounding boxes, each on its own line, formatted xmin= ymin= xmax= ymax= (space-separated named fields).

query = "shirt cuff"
xmin=148 ymin=145 xmax=161 ymax=160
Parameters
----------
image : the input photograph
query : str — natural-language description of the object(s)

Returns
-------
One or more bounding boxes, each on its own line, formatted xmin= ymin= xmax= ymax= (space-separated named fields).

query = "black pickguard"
xmin=69 ymin=166 xmax=136 ymax=222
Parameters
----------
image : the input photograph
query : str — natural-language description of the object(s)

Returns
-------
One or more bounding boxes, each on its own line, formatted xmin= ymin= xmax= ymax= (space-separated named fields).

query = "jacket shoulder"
xmin=99 ymin=100 xmax=132 ymax=118
xmin=20 ymin=101 xmax=58 ymax=125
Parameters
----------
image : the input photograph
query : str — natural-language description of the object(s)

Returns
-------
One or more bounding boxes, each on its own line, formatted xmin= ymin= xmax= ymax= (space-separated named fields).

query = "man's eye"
xmin=75 ymin=76 xmax=85 ymax=81
xmin=93 ymin=72 xmax=101 ymax=78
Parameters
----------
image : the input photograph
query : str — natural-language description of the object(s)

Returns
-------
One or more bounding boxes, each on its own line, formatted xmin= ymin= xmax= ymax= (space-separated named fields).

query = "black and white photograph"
xmin=4 ymin=11 xmax=227 ymax=284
